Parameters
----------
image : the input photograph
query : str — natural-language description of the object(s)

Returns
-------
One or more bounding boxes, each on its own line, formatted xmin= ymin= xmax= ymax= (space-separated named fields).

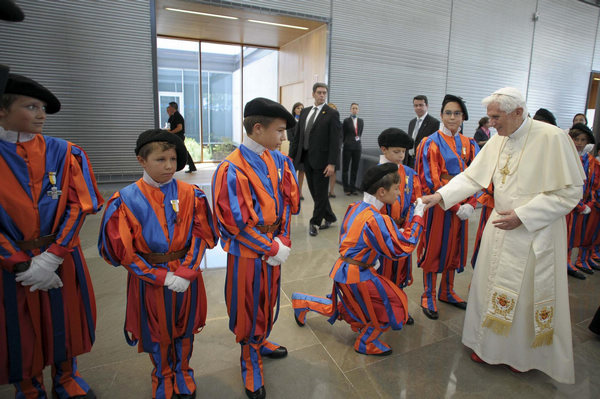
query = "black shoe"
xmin=185 ymin=169 xmax=196 ymax=173
xmin=589 ymin=262 xmax=600 ymax=271
xmin=320 ymin=220 xmax=333 ymax=230
xmin=246 ymin=386 xmax=266 ymax=399
xmin=329 ymin=193 xmax=336 ymax=198
xmin=174 ymin=391 xmax=196 ymax=399
xmin=422 ymin=307 xmax=439 ymax=320
xmin=55 ymin=389 xmax=96 ymax=399
xmin=406 ymin=315 xmax=414 ymax=325
xmin=568 ymin=269 xmax=586 ymax=280
xmin=580 ymin=267 xmax=594 ymax=275
xmin=439 ymin=299 xmax=467 ymax=310
xmin=294 ymin=312 xmax=305 ymax=327
xmin=263 ymin=345 xmax=288 ymax=359
xmin=345 ymin=192 xmax=352 ymax=196
xmin=309 ymin=224 xmax=319 ymax=236
xmin=354 ymin=348 xmax=393 ymax=356
xmin=300 ymin=196 xmax=304 ymax=201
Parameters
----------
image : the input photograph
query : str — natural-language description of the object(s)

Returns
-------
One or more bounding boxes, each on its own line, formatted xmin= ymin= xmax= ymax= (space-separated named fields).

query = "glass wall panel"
xmin=157 ymin=38 xmax=201 ymax=160
xmin=201 ymin=43 xmax=241 ymax=161
xmin=242 ymin=47 xmax=279 ymax=107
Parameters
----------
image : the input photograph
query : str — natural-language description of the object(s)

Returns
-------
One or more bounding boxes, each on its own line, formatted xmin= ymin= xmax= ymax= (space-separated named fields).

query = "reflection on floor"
xmin=2 ymin=166 xmax=599 ymax=399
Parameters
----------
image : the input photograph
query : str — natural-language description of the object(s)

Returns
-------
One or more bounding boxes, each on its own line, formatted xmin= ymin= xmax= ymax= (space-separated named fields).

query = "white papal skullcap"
xmin=491 ymin=87 xmax=525 ymax=102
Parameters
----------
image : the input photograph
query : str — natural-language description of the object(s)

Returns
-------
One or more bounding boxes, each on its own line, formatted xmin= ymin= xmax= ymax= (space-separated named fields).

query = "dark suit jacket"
xmin=408 ymin=113 xmax=440 ymax=153
xmin=342 ymin=116 xmax=364 ymax=150
xmin=289 ymin=104 xmax=342 ymax=170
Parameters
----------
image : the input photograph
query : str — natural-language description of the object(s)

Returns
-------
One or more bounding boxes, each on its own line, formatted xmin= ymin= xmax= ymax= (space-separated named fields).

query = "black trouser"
xmin=176 ymin=133 xmax=197 ymax=171
xmin=342 ymin=146 xmax=361 ymax=192
xmin=302 ymin=150 xmax=336 ymax=227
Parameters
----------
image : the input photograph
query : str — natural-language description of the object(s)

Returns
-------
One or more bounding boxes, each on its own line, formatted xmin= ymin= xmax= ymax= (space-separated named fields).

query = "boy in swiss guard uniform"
xmin=0 ymin=74 xmax=103 ymax=398
xmin=376 ymin=128 xmax=422 ymax=319
xmin=98 ymin=129 xmax=218 ymax=399
xmin=566 ymin=123 xmax=600 ymax=279
xmin=211 ymin=98 xmax=300 ymax=399
xmin=415 ymin=94 xmax=479 ymax=320
xmin=292 ymin=163 xmax=425 ymax=356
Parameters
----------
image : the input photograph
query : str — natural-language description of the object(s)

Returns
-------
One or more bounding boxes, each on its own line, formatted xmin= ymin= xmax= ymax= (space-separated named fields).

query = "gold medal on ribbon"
xmin=49 ymin=172 xmax=56 ymax=185
xmin=170 ymin=199 xmax=179 ymax=213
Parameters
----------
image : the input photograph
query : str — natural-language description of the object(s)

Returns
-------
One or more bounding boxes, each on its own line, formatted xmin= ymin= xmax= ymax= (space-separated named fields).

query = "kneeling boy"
xmin=292 ymin=163 xmax=425 ymax=355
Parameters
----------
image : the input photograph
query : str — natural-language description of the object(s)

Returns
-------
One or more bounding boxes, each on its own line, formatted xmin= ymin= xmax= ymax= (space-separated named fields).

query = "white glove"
xmin=581 ymin=205 xmax=592 ymax=215
xmin=413 ymin=198 xmax=426 ymax=218
xmin=373 ymin=259 xmax=381 ymax=271
xmin=168 ymin=275 xmax=191 ymax=293
xmin=264 ymin=256 xmax=281 ymax=266
xmin=271 ymin=237 xmax=291 ymax=264
xmin=164 ymin=271 xmax=177 ymax=287
xmin=456 ymin=204 xmax=475 ymax=221
xmin=15 ymin=251 xmax=63 ymax=292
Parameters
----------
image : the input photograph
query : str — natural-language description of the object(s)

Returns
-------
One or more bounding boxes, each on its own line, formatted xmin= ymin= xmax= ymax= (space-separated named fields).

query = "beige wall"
xmin=279 ymin=24 xmax=328 ymax=112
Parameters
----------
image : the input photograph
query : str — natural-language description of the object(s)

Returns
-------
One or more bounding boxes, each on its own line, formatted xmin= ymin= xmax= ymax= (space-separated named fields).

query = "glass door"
xmin=200 ymin=43 xmax=242 ymax=161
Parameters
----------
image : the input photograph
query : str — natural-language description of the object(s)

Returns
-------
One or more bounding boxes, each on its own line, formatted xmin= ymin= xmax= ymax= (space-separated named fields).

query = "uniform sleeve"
xmin=416 ymin=138 xmax=444 ymax=195
xmin=174 ymin=187 xmax=219 ymax=280
xmin=364 ymin=213 xmax=424 ymax=261
xmin=276 ymin=157 xmax=300 ymax=247
xmin=48 ymin=145 xmax=104 ymax=258
xmin=462 ymin=139 xmax=481 ymax=209
xmin=212 ymin=162 xmax=279 ymax=256
xmin=98 ymin=194 xmax=168 ymax=286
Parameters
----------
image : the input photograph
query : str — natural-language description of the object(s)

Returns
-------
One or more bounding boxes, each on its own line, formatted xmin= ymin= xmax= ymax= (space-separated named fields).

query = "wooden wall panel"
xmin=278 ymin=25 xmax=328 ymax=107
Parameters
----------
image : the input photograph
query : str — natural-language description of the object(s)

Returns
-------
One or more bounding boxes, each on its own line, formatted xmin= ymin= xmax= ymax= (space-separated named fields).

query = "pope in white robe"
xmin=422 ymin=87 xmax=585 ymax=384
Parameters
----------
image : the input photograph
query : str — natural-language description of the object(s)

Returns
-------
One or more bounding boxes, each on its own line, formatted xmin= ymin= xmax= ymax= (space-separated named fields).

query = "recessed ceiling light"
xmin=247 ymin=19 xmax=309 ymax=30
xmin=165 ymin=7 xmax=238 ymax=20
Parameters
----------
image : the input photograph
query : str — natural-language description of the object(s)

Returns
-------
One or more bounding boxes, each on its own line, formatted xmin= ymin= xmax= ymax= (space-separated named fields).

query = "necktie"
xmin=303 ymin=107 xmax=319 ymax=149
xmin=414 ymin=118 xmax=422 ymax=138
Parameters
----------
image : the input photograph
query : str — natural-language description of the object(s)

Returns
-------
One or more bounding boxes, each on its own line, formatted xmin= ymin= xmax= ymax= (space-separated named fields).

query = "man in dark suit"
xmin=341 ymin=103 xmax=363 ymax=195
xmin=406 ymin=95 xmax=440 ymax=168
xmin=289 ymin=83 xmax=341 ymax=236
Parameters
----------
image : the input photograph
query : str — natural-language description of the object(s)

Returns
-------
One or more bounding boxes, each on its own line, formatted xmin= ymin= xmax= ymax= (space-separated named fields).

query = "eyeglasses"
xmin=443 ymin=111 xmax=463 ymax=117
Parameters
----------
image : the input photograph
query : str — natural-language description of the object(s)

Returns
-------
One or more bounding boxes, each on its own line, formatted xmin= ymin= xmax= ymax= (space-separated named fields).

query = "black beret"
xmin=244 ymin=97 xmax=296 ymax=129
xmin=135 ymin=129 xmax=188 ymax=171
xmin=441 ymin=94 xmax=468 ymax=121
xmin=4 ymin=74 xmax=61 ymax=114
xmin=378 ymin=128 xmax=414 ymax=149
xmin=570 ymin=123 xmax=595 ymax=145
xmin=0 ymin=65 xmax=8 ymax=98
xmin=0 ymin=0 xmax=25 ymax=22
xmin=533 ymin=108 xmax=557 ymax=126
xmin=361 ymin=163 xmax=398 ymax=193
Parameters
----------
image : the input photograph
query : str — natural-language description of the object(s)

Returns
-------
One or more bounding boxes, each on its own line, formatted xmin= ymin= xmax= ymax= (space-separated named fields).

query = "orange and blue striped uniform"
xmin=471 ymin=184 xmax=494 ymax=269
xmin=212 ymin=144 xmax=299 ymax=392
xmin=567 ymin=153 xmax=600 ymax=273
xmin=588 ymin=158 xmax=600 ymax=262
xmin=0 ymin=134 xmax=103 ymax=399
xmin=378 ymin=164 xmax=422 ymax=288
xmin=292 ymin=200 xmax=424 ymax=355
xmin=98 ymin=178 xmax=217 ymax=399
xmin=415 ymin=130 xmax=479 ymax=312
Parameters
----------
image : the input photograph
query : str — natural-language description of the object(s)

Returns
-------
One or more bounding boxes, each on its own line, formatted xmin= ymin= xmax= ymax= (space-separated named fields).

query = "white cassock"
xmin=437 ymin=117 xmax=585 ymax=384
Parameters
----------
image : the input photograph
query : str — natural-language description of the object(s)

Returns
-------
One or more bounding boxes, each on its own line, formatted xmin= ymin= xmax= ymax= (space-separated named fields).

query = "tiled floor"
xmin=2 ymin=166 xmax=599 ymax=399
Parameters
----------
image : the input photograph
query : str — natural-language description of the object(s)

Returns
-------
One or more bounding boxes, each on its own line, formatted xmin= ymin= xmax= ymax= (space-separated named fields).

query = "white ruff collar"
xmin=0 ymin=126 xmax=37 ymax=143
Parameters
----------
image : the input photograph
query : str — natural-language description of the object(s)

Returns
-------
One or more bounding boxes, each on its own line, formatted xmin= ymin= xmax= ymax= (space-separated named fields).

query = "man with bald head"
xmin=422 ymin=87 xmax=584 ymax=383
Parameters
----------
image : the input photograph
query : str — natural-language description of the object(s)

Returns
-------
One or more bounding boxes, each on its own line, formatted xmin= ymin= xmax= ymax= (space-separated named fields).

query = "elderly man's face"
xmin=487 ymin=102 xmax=524 ymax=137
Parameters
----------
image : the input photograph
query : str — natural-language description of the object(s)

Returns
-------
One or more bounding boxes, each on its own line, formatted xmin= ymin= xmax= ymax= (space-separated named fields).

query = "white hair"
xmin=482 ymin=87 xmax=527 ymax=120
